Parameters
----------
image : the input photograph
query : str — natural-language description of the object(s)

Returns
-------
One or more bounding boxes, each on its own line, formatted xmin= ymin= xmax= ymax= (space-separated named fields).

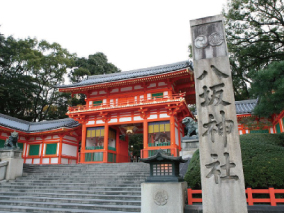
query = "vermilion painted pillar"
xmin=58 ymin=135 xmax=63 ymax=164
xmin=40 ymin=137 xmax=45 ymax=164
xmin=170 ymin=115 xmax=176 ymax=156
xmin=143 ymin=119 xmax=148 ymax=158
xmin=80 ymin=123 xmax=86 ymax=163
xmin=103 ymin=123 xmax=109 ymax=163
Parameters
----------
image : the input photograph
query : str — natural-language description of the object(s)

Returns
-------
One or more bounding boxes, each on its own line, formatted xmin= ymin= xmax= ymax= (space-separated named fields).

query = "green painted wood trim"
xmin=29 ymin=144 xmax=40 ymax=156
xmin=18 ymin=143 xmax=23 ymax=150
xmin=250 ymin=129 xmax=269 ymax=134
xmin=276 ymin=123 xmax=281 ymax=133
xmin=93 ymin=100 xmax=103 ymax=106
xmin=0 ymin=139 xmax=5 ymax=148
xmin=46 ymin=143 xmax=57 ymax=155
xmin=151 ymin=92 xmax=163 ymax=98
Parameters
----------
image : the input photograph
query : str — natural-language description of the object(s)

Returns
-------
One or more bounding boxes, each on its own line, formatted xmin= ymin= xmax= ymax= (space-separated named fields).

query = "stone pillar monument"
xmin=190 ymin=15 xmax=248 ymax=213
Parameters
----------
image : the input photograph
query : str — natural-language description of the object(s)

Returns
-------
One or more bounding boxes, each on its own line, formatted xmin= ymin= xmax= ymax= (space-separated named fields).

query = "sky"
xmin=0 ymin=0 xmax=228 ymax=72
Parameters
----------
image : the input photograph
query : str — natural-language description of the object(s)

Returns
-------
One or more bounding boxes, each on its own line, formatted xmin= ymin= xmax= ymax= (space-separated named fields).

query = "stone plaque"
xmin=190 ymin=15 xmax=248 ymax=213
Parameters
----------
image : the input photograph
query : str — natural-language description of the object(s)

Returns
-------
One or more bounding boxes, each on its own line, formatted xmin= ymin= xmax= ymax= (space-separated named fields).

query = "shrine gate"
xmin=58 ymin=61 xmax=195 ymax=163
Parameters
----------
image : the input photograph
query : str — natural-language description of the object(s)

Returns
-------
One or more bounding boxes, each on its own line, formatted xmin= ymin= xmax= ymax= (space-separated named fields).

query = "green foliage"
xmin=184 ymin=149 xmax=201 ymax=189
xmin=250 ymin=61 xmax=284 ymax=117
xmin=69 ymin=52 xmax=120 ymax=83
xmin=0 ymin=32 xmax=120 ymax=121
xmin=0 ymin=35 xmax=75 ymax=121
xmin=185 ymin=133 xmax=284 ymax=189
xmin=223 ymin=0 xmax=284 ymax=100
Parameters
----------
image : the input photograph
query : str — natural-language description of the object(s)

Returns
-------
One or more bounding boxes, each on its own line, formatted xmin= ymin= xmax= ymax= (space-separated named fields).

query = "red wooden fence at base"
xmin=188 ymin=187 xmax=284 ymax=206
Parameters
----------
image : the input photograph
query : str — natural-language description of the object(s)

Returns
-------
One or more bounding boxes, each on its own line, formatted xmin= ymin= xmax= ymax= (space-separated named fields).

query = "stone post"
xmin=190 ymin=15 xmax=248 ymax=213
xmin=0 ymin=149 xmax=24 ymax=180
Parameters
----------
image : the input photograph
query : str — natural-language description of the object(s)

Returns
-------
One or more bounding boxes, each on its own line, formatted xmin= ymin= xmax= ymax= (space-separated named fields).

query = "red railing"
xmin=68 ymin=93 xmax=185 ymax=113
xmin=187 ymin=187 xmax=284 ymax=206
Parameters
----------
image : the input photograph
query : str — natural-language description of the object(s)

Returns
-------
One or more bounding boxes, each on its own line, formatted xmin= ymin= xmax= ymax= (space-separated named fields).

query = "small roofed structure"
xmin=140 ymin=149 xmax=188 ymax=182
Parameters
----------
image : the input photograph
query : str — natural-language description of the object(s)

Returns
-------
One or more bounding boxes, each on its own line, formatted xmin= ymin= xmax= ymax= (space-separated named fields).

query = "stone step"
xmin=0 ymin=200 xmax=141 ymax=212
xmin=0 ymin=195 xmax=141 ymax=206
xmin=0 ymin=185 xmax=141 ymax=191
xmin=0 ymin=206 xmax=136 ymax=213
xmin=11 ymin=180 xmax=144 ymax=184
xmin=0 ymin=188 xmax=141 ymax=195
xmin=0 ymin=191 xmax=141 ymax=200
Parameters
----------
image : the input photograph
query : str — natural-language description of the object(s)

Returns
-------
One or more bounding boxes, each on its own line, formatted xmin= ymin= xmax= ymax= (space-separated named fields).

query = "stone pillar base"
xmin=0 ymin=149 xmax=23 ymax=180
xmin=141 ymin=181 xmax=187 ymax=213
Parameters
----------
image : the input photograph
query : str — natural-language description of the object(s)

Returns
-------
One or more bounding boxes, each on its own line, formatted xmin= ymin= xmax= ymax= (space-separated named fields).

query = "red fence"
xmin=188 ymin=187 xmax=284 ymax=206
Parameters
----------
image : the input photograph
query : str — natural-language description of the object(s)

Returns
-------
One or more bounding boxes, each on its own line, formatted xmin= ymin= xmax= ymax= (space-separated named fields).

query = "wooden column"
xmin=170 ymin=115 xmax=176 ymax=156
xmin=103 ymin=123 xmax=109 ymax=163
xmin=80 ymin=123 xmax=87 ymax=163
xmin=143 ymin=119 xmax=148 ymax=158
xmin=58 ymin=135 xmax=63 ymax=164
xmin=40 ymin=137 xmax=45 ymax=164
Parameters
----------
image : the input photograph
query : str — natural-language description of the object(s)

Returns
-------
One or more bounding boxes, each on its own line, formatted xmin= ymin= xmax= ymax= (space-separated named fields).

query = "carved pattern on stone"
xmin=153 ymin=189 xmax=168 ymax=206
xmin=194 ymin=32 xmax=224 ymax=49
xmin=194 ymin=35 xmax=208 ymax=49
xmin=208 ymin=32 xmax=224 ymax=47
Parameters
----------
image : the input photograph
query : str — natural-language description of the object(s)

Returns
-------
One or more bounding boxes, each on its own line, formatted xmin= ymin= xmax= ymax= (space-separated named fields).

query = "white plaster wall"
xmin=33 ymin=159 xmax=40 ymax=164
xmin=121 ymin=87 xmax=132 ymax=92
xmin=147 ymin=94 xmax=151 ymax=100
xmin=1 ymin=133 xmax=8 ymax=137
xmin=42 ymin=158 xmax=49 ymax=164
xmin=110 ymin=88 xmax=119 ymax=93
xmin=149 ymin=114 xmax=157 ymax=119
xmin=175 ymin=127 xmax=179 ymax=145
xmin=140 ymin=95 xmax=144 ymax=101
xmin=99 ymin=90 xmax=106 ymax=95
xmin=134 ymin=116 xmax=143 ymax=121
xmin=53 ymin=135 xmax=59 ymax=139
xmin=148 ymin=83 xmax=156 ymax=88
xmin=158 ymin=82 xmax=167 ymax=86
xmin=91 ymin=91 xmax=98 ymax=95
xmin=270 ymin=127 xmax=274 ymax=133
xmin=96 ymin=120 xmax=104 ymax=124
xmin=87 ymin=121 xmax=95 ymax=125
xmin=51 ymin=158 xmax=58 ymax=164
xmin=109 ymin=118 xmax=118 ymax=123
xmin=63 ymin=136 xmax=77 ymax=141
xmin=163 ymin=91 xmax=168 ymax=96
xmin=71 ymin=160 xmax=76 ymax=164
xmin=160 ymin=113 xmax=170 ymax=118
xmin=61 ymin=158 xmax=68 ymax=164
xmin=46 ymin=136 xmax=52 ymax=140
xmin=120 ymin=117 xmax=131 ymax=122
xmin=239 ymin=130 xmax=243 ymax=135
xmin=134 ymin=85 xmax=143 ymax=90
xmin=62 ymin=144 xmax=77 ymax=157
xmin=25 ymin=159 xmax=32 ymax=164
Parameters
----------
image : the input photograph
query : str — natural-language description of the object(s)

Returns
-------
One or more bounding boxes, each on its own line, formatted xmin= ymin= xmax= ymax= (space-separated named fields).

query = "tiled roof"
xmin=0 ymin=113 xmax=80 ymax=133
xmin=56 ymin=61 xmax=193 ymax=88
xmin=235 ymin=99 xmax=258 ymax=115
xmin=192 ymin=99 xmax=258 ymax=115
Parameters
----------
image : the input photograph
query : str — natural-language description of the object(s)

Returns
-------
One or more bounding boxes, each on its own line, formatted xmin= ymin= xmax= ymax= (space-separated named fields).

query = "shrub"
xmin=184 ymin=133 xmax=284 ymax=189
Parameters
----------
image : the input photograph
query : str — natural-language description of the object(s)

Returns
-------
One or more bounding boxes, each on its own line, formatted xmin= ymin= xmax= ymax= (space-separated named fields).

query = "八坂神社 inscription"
xmin=190 ymin=15 xmax=248 ymax=213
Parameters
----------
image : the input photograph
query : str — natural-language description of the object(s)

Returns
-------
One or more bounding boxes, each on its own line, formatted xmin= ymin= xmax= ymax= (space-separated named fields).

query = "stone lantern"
xmin=140 ymin=149 xmax=187 ymax=182
xmin=140 ymin=149 xmax=188 ymax=213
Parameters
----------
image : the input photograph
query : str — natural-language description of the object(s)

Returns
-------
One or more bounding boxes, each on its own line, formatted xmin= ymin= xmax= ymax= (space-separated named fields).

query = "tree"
xmin=223 ymin=0 xmax=284 ymax=100
xmin=68 ymin=52 xmax=121 ymax=106
xmin=250 ymin=61 xmax=284 ymax=117
xmin=0 ymin=35 xmax=75 ymax=121
xmin=69 ymin=52 xmax=120 ymax=83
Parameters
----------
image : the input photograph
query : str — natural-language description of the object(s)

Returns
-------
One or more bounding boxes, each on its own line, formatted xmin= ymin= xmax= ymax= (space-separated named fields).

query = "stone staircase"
xmin=0 ymin=163 xmax=149 ymax=213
